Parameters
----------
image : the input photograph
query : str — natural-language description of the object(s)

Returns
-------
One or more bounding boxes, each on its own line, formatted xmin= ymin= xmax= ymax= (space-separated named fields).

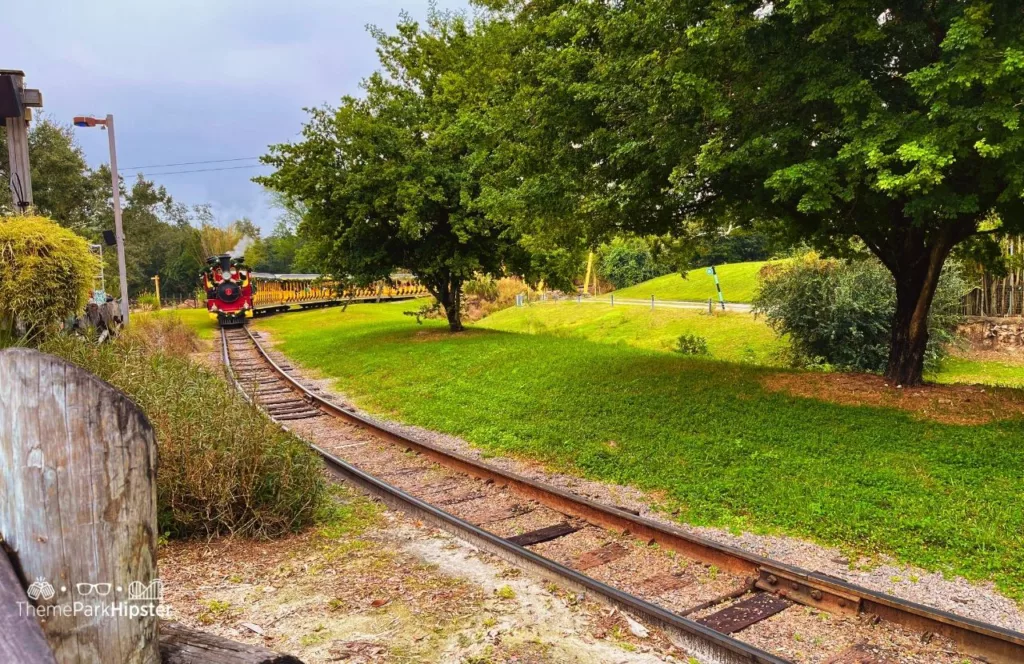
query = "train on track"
xmin=201 ymin=254 xmax=430 ymax=326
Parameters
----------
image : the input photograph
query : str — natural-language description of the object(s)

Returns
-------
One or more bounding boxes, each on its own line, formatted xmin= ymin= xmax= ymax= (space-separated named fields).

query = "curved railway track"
xmin=221 ymin=326 xmax=1024 ymax=664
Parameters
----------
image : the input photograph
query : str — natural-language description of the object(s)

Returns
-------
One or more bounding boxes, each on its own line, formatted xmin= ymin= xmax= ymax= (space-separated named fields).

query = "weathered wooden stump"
xmin=0 ymin=348 xmax=159 ymax=663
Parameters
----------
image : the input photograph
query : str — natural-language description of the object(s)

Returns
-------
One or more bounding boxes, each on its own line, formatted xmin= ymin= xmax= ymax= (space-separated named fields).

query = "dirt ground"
xmin=760 ymin=370 xmax=1024 ymax=424
xmin=159 ymin=486 xmax=683 ymax=664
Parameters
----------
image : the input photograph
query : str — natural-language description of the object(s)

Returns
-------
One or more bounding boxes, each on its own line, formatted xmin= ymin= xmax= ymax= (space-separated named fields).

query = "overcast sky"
xmin=4 ymin=0 xmax=470 ymax=232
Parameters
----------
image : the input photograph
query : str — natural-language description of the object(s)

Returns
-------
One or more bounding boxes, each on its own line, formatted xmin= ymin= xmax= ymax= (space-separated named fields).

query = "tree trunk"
xmin=442 ymin=279 xmax=464 ymax=332
xmin=883 ymin=240 xmax=952 ymax=386
xmin=444 ymin=301 xmax=463 ymax=331
xmin=428 ymin=275 xmax=464 ymax=332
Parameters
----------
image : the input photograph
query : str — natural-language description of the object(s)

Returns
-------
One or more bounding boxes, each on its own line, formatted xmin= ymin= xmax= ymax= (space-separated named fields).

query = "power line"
xmin=119 ymin=156 xmax=262 ymax=171
xmin=132 ymin=164 xmax=272 ymax=177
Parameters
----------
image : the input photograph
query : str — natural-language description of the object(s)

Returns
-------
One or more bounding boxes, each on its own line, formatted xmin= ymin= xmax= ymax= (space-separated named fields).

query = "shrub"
xmin=464 ymin=277 xmax=500 ymax=301
xmin=752 ymin=253 xmax=967 ymax=373
xmin=42 ymin=320 xmax=326 ymax=539
xmin=597 ymin=238 xmax=668 ymax=289
xmin=0 ymin=215 xmax=98 ymax=339
xmin=463 ymin=276 xmax=533 ymax=319
xmin=136 ymin=291 xmax=161 ymax=311
xmin=675 ymin=333 xmax=710 ymax=356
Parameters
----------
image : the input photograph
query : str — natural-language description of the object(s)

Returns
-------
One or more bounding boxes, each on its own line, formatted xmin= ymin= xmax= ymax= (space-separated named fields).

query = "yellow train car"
xmin=251 ymin=273 xmax=430 ymax=315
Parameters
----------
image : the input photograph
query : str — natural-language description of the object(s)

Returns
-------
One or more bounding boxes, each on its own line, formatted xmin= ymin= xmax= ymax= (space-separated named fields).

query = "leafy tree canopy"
xmin=258 ymin=11 xmax=578 ymax=331
xmin=477 ymin=0 xmax=1024 ymax=384
xmin=597 ymin=237 xmax=670 ymax=289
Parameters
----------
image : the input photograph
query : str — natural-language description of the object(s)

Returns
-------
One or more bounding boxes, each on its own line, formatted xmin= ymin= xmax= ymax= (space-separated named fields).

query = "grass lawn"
xmin=479 ymin=301 xmax=786 ymax=365
xmin=613 ymin=261 xmax=771 ymax=303
xmin=137 ymin=307 xmax=217 ymax=340
xmin=255 ymin=301 xmax=1024 ymax=599
xmin=933 ymin=356 xmax=1024 ymax=389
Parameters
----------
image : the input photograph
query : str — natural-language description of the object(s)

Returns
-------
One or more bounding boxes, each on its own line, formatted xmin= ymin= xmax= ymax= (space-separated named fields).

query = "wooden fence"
xmin=962 ymin=282 xmax=1024 ymax=318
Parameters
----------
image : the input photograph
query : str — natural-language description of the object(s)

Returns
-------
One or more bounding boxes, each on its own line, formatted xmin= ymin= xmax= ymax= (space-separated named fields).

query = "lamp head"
xmin=73 ymin=115 xmax=101 ymax=128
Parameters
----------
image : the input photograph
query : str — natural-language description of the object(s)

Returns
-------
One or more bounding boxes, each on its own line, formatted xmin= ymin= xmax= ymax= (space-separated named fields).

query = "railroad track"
xmin=222 ymin=326 xmax=1024 ymax=664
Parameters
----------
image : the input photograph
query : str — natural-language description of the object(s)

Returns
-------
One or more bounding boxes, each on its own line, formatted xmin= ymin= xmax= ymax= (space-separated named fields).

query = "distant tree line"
xmin=1 ymin=119 xmax=313 ymax=301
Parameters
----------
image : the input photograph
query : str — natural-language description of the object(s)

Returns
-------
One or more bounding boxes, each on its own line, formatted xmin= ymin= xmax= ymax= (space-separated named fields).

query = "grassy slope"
xmin=479 ymin=301 xmax=786 ymax=364
xmin=256 ymin=301 xmax=1024 ymax=598
xmin=613 ymin=261 xmax=770 ymax=303
xmin=933 ymin=356 xmax=1024 ymax=388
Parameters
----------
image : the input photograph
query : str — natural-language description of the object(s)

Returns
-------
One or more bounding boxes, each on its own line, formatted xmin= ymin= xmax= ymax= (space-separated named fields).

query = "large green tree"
xmin=259 ymin=12 xmax=559 ymax=331
xmin=482 ymin=0 xmax=1024 ymax=385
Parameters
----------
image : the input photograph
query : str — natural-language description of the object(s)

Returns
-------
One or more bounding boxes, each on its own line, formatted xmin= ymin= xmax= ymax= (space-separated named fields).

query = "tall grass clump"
xmin=43 ymin=319 xmax=325 ymax=539
xmin=463 ymin=276 xmax=535 ymax=319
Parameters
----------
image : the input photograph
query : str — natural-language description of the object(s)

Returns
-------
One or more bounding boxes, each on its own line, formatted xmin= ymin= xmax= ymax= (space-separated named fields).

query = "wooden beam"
xmin=22 ymin=88 xmax=43 ymax=107
xmin=0 ymin=546 xmax=56 ymax=663
xmin=159 ymin=622 xmax=303 ymax=664
xmin=2 ymin=71 xmax=33 ymax=209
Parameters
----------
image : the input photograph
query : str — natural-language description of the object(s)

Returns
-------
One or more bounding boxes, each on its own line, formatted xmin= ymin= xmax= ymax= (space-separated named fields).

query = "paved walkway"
xmin=571 ymin=296 xmax=753 ymax=313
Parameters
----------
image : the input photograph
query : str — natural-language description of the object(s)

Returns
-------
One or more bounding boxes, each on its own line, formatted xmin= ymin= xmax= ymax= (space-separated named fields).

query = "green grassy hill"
xmin=613 ymin=260 xmax=771 ymax=303
xmin=480 ymin=300 xmax=785 ymax=364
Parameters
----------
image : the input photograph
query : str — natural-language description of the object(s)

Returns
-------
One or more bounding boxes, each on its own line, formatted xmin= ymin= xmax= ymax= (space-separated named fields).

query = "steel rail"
xmin=221 ymin=329 xmax=788 ymax=664
xmin=233 ymin=327 xmax=1024 ymax=664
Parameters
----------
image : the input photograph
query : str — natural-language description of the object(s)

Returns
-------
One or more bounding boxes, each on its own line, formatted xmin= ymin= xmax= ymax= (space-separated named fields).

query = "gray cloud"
xmin=4 ymin=0 xmax=469 ymax=231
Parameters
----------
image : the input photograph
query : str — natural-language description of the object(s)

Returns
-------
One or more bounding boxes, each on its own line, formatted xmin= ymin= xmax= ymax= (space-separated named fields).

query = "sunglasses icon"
xmin=76 ymin=583 xmax=113 ymax=596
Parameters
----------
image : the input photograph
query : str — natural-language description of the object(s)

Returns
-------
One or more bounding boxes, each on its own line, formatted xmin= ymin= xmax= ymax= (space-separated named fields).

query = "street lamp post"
xmin=74 ymin=114 xmax=129 ymax=326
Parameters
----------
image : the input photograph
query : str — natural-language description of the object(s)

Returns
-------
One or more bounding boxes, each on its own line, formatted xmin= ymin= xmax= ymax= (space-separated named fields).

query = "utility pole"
xmin=106 ymin=115 xmax=129 ymax=325
xmin=0 ymin=70 xmax=44 ymax=211
xmin=74 ymin=114 xmax=129 ymax=326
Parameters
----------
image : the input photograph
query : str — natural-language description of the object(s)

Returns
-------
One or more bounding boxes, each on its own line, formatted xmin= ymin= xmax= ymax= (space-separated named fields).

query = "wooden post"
xmin=151 ymin=275 xmax=161 ymax=310
xmin=0 ymin=348 xmax=159 ymax=664
xmin=582 ymin=251 xmax=594 ymax=296
xmin=0 ymin=70 xmax=44 ymax=211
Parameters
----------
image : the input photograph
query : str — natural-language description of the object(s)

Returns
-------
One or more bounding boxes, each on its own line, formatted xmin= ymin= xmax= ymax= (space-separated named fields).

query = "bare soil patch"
xmin=761 ymin=371 xmax=1024 ymax=424
xmin=952 ymin=346 xmax=1024 ymax=365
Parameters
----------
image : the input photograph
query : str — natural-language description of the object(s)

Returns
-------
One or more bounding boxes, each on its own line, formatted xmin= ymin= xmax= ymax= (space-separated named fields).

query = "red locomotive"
xmin=201 ymin=254 xmax=254 ymax=326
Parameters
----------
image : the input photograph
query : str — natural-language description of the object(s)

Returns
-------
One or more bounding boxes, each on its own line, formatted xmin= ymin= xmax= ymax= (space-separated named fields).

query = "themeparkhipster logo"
xmin=20 ymin=577 xmax=172 ymax=620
